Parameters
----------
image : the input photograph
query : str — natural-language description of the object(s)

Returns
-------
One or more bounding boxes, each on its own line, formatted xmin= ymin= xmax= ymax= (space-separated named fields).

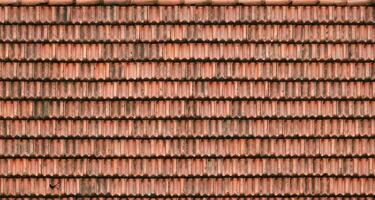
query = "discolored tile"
xmin=0 ymin=4 xmax=374 ymax=199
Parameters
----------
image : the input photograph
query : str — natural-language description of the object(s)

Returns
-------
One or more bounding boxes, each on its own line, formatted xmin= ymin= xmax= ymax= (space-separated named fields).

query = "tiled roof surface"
xmin=0 ymin=4 xmax=375 ymax=199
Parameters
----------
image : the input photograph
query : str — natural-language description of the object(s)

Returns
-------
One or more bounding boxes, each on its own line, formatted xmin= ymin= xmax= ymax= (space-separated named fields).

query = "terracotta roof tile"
xmin=2 ymin=158 xmax=375 ymax=177
xmin=1 ymin=138 xmax=375 ymax=158
xmin=1 ymin=81 xmax=375 ymax=100
xmin=1 ymin=43 xmax=374 ymax=61
xmin=1 ymin=177 xmax=375 ymax=197
xmin=1 ymin=62 xmax=374 ymax=81
xmin=1 ymin=119 xmax=374 ymax=138
xmin=1 ymin=24 xmax=375 ymax=43
xmin=1 ymin=6 xmax=374 ymax=24
xmin=1 ymin=100 xmax=374 ymax=119
xmin=1 ymin=4 xmax=375 ymax=199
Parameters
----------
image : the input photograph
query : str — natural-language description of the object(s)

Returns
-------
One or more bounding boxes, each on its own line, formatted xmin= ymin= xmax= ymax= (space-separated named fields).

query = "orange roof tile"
xmin=0 ymin=4 xmax=375 ymax=199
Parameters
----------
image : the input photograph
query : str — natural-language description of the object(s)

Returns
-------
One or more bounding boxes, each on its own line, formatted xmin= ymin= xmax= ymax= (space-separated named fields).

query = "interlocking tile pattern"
xmin=0 ymin=5 xmax=375 ymax=199
xmin=1 ymin=6 xmax=374 ymax=24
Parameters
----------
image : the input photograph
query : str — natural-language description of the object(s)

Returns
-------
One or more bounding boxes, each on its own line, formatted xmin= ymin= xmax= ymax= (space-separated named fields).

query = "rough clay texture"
xmin=0 ymin=4 xmax=375 ymax=199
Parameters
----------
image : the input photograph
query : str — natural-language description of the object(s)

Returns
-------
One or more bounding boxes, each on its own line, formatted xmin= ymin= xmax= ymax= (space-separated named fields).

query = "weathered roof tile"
xmin=1 ymin=4 xmax=374 ymax=199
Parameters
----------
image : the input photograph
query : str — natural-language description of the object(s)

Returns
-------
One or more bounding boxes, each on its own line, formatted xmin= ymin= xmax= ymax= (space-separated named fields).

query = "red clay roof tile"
xmin=1 ymin=4 xmax=375 ymax=199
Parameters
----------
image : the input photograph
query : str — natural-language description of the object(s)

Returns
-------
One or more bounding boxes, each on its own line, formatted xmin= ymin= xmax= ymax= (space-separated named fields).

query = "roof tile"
xmin=1 ymin=6 xmax=374 ymax=24
xmin=1 ymin=4 xmax=374 ymax=198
